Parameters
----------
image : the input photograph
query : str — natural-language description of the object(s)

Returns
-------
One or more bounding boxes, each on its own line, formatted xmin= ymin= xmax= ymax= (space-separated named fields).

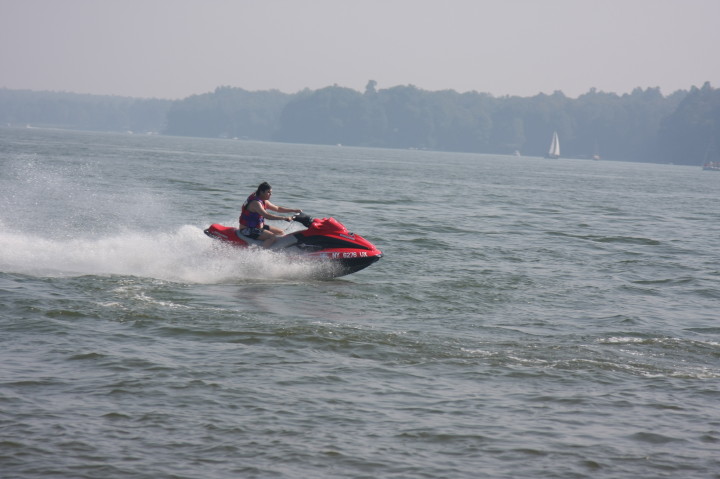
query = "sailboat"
xmin=545 ymin=131 xmax=560 ymax=159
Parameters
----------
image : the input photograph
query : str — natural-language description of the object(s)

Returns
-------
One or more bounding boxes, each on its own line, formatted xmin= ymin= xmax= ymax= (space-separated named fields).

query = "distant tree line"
xmin=0 ymin=89 xmax=171 ymax=134
xmin=2 ymin=81 xmax=718 ymax=165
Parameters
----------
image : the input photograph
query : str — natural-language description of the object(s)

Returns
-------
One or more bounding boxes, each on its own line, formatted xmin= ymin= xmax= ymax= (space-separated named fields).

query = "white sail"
xmin=547 ymin=131 xmax=560 ymax=158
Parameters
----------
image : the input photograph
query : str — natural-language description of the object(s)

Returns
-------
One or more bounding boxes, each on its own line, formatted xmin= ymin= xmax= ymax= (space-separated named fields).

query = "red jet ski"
xmin=204 ymin=213 xmax=383 ymax=277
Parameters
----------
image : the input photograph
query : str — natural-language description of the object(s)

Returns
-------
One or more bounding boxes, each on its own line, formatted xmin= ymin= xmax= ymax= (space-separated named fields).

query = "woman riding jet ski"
xmin=236 ymin=182 xmax=303 ymax=248
xmin=203 ymin=213 xmax=383 ymax=277
xmin=205 ymin=182 xmax=382 ymax=277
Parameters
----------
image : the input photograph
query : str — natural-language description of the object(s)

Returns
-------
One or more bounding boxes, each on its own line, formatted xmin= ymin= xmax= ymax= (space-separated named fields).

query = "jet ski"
xmin=204 ymin=213 xmax=383 ymax=277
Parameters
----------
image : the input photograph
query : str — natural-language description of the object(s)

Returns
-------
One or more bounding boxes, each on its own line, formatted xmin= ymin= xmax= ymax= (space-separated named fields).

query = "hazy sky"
xmin=2 ymin=0 xmax=719 ymax=99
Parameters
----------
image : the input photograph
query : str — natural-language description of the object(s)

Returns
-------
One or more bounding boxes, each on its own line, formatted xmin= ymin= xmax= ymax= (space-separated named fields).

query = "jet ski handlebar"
xmin=291 ymin=212 xmax=313 ymax=228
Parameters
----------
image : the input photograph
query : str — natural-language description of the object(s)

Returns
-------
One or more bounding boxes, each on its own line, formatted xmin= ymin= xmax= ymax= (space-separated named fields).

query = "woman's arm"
xmin=249 ymin=201 xmax=289 ymax=221
xmin=265 ymin=201 xmax=302 ymax=214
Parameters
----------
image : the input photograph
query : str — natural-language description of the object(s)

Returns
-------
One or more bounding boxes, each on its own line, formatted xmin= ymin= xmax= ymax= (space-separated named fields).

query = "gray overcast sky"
xmin=1 ymin=0 xmax=719 ymax=99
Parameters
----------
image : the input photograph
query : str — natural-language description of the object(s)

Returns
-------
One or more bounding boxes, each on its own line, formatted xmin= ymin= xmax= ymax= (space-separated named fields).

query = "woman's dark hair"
xmin=256 ymin=182 xmax=271 ymax=195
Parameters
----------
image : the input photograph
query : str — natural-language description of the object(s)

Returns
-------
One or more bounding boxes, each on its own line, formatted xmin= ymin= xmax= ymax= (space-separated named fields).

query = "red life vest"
xmin=239 ymin=193 xmax=265 ymax=228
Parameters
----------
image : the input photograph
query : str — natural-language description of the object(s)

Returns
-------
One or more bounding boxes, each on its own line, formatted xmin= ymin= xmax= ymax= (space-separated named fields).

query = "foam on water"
xmin=0 ymin=151 xmax=334 ymax=283
xmin=0 ymin=223 xmax=332 ymax=283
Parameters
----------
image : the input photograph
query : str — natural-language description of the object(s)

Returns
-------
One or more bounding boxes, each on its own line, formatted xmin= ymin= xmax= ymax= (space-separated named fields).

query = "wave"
xmin=0 ymin=224 xmax=330 ymax=283
xmin=547 ymin=231 xmax=662 ymax=245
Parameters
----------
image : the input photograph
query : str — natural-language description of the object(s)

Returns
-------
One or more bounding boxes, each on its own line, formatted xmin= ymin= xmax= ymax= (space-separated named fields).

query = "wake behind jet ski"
xmin=204 ymin=213 xmax=383 ymax=278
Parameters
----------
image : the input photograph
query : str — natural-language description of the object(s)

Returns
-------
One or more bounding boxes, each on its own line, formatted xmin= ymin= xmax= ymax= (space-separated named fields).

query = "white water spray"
xmin=0 ymin=223 xmax=333 ymax=283
xmin=0 ymin=155 xmax=331 ymax=283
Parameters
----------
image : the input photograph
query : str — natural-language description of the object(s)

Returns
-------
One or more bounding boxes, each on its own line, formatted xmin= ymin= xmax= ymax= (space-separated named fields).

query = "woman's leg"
xmin=258 ymin=229 xmax=279 ymax=248
xmin=266 ymin=224 xmax=285 ymax=235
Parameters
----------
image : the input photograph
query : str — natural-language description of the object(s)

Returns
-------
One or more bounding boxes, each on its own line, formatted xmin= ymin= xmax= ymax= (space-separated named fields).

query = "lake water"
xmin=1 ymin=127 xmax=719 ymax=478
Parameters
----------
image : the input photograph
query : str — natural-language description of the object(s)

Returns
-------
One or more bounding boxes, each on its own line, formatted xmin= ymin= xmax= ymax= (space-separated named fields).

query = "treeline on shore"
xmin=1 ymin=81 xmax=718 ymax=165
